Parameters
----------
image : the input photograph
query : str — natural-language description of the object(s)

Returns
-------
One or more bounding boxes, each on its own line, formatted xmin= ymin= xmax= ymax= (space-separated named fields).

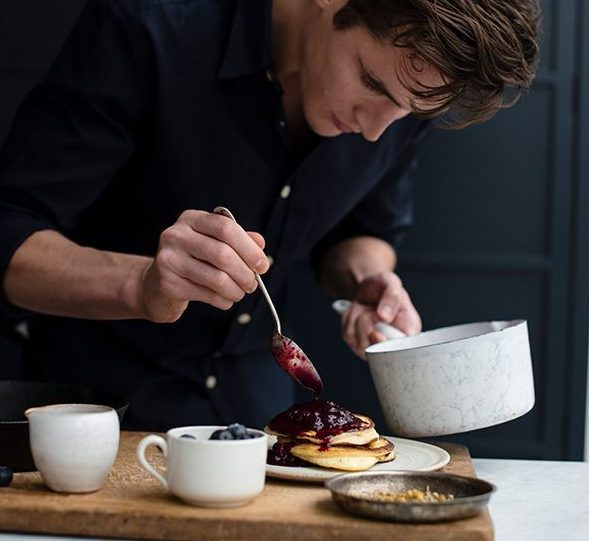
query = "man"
xmin=0 ymin=0 xmax=540 ymax=430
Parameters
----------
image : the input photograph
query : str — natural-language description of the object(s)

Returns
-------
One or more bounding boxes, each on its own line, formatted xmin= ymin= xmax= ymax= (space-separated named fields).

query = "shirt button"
xmin=267 ymin=255 xmax=274 ymax=267
xmin=205 ymin=375 xmax=217 ymax=390
xmin=266 ymin=70 xmax=273 ymax=83
xmin=280 ymin=185 xmax=291 ymax=199
xmin=279 ymin=120 xmax=286 ymax=128
xmin=237 ymin=313 xmax=252 ymax=324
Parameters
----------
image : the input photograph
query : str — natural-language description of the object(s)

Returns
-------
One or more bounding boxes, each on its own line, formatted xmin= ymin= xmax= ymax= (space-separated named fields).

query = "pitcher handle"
xmin=136 ymin=434 xmax=168 ymax=490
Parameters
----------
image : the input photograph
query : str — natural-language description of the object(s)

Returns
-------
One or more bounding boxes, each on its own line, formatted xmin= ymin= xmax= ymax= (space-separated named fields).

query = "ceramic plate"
xmin=265 ymin=436 xmax=450 ymax=483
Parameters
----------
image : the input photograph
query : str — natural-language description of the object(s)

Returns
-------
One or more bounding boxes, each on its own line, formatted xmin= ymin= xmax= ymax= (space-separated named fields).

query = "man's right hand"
xmin=139 ymin=209 xmax=270 ymax=322
xmin=3 ymin=210 xmax=268 ymax=322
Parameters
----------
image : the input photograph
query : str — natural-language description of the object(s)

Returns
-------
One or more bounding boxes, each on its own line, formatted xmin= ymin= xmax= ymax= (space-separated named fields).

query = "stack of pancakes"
xmin=265 ymin=407 xmax=395 ymax=472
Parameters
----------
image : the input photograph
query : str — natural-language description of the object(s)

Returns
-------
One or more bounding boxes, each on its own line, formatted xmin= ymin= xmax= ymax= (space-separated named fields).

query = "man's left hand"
xmin=340 ymin=271 xmax=421 ymax=359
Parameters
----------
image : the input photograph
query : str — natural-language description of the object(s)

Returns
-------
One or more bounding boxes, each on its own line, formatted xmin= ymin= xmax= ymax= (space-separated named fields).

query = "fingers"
xmin=143 ymin=210 xmax=270 ymax=318
xmin=175 ymin=211 xmax=268 ymax=291
xmin=374 ymin=273 xmax=404 ymax=322
xmin=178 ymin=210 xmax=269 ymax=274
xmin=162 ymin=226 xmax=258 ymax=294
xmin=247 ymin=231 xmax=266 ymax=249
xmin=391 ymin=293 xmax=422 ymax=335
xmin=361 ymin=271 xmax=421 ymax=335
xmin=148 ymin=269 xmax=236 ymax=312
xmin=378 ymin=288 xmax=422 ymax=335
xmin=140 ymin=261 xmax=236 ymax=323
xmin=341 ymin=271 xmax=422 ymax=359
xmin=161 ymin=249 xmax=253 ymax=302
xmin=342 ymin=304 xmax=379 ymax=360
xmin=368 ymin=329 xmax=388 ymax=346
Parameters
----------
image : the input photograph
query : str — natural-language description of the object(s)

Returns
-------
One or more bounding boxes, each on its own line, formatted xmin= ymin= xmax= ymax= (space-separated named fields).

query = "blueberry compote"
xmin=269 ymin=399 xmax=364 ymax=440
xmin=266 ymin=442 xmax=307 ymax=467
xmin=266 ymin=399 xmax=365 ymax=467
xmin=270 ymin=332 xmax=323 ymax=395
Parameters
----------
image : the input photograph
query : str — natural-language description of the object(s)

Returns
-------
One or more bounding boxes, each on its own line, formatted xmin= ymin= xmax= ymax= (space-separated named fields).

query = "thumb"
xmin=375 ymin=292 xmax=399 ymax=323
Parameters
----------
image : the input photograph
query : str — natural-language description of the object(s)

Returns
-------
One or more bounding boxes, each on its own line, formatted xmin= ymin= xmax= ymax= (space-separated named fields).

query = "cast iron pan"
xmin=0 ymin=380 xmax=128 ymax=472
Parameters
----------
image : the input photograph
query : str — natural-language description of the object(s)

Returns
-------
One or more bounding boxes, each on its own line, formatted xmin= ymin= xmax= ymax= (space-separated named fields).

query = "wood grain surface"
xmin=0 ymin=431 xmax=493 ymax=541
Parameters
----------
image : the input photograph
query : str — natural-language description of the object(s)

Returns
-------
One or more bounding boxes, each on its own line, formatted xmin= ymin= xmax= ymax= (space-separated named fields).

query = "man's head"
xmin=297 ymin=0 xmax=540 ymax=141
xmin=332 ymin=0 xmax=541 ymax=128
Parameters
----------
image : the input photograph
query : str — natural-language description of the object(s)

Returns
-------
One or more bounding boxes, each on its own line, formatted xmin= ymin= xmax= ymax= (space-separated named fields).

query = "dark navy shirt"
xmin=0 ymin=0 xmax=429 ymax=430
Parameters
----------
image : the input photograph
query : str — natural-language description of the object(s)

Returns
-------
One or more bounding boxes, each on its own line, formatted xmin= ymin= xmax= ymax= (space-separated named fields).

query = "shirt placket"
xmin=209 ymin=66 xmax=298 ymax=358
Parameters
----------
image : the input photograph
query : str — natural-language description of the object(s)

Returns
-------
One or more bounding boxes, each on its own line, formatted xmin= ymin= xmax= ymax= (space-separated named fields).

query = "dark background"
xmin=1 ymin=1 xmax=588 ymax=460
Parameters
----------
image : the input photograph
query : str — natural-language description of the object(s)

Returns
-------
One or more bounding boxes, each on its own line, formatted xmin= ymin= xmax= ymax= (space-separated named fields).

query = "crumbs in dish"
xmin=365 ymin=487 xmax=454 ymax=504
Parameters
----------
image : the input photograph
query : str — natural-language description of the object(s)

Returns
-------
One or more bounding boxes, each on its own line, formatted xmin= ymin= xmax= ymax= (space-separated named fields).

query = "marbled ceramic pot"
xmin=365 ymin=320 xmax=535 ymax=437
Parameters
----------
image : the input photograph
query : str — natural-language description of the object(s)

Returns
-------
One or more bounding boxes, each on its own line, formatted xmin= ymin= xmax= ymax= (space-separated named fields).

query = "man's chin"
xmin=301 ymin=108 xmax=336 ymax=137
xmin=307 ymin=119 xmax=342 ymax=138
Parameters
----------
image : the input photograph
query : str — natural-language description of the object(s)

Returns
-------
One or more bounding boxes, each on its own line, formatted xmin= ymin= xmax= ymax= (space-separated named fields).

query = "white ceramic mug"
xmin=25 ymin=403 xmax=120 ymax=493
xmin=137 ymin=426 xmax=268 ymax=507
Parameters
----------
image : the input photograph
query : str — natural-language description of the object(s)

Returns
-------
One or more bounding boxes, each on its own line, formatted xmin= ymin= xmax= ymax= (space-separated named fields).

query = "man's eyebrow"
xmin=360 ymin=59 xmax=404 ymax=108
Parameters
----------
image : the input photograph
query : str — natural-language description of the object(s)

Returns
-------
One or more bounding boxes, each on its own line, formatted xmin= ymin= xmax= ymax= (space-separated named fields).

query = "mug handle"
xmin=136 ymin=434 xmax=168 ymax=490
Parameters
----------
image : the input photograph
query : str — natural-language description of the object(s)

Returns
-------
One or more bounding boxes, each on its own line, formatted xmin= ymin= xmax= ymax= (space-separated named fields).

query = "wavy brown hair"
xmin=333 ymin=0 xmax=541 ymax=128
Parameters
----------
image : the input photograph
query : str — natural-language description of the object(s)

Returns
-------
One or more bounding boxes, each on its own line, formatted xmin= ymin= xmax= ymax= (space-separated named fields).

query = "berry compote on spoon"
xmin=213 ymin=207 xmax=324 ymax=395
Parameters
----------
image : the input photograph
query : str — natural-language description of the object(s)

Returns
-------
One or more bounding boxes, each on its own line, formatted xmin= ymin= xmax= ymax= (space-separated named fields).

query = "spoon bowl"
xmin=270 ymin=332 xmax=323 ymax=394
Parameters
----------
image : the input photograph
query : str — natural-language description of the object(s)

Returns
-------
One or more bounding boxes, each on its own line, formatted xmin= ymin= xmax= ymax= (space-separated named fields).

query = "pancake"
xmin=368 ymin=436 xmax=396 ymax=463
xmin=289 ymin=437 xmax=395 ymax=471
xmin=291 ymin=451 xmax=380 ymax=471
xmin=265 ymin=399 xmax=396 ymax=472
xmin=265 ymin=414 xmax=378 ymax=446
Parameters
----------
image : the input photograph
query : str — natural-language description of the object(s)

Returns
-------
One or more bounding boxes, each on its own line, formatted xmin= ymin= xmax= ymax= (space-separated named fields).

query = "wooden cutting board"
xmin=0 ymin=431 xmax=493 ymax=541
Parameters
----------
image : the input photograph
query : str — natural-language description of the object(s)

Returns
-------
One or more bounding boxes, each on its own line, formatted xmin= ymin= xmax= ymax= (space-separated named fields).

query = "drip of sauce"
xmin=267 ymin=442 xmax=308 ymax=467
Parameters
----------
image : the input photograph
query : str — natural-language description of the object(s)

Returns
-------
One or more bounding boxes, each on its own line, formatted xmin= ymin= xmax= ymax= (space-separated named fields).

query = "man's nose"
xmin=359 ymin=102 xmax=408 ymax=142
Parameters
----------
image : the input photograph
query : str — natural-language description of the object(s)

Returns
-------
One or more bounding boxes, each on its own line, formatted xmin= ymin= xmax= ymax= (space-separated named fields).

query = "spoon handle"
xmin=253 ymin=274 xmax=282 ymax=334
xmin=213 ymin=206 xmax=282 ymax=334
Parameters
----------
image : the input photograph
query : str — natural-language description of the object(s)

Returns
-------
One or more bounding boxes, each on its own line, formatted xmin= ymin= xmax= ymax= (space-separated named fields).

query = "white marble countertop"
xmin=1 ymin=458 xmax=588 ymax=541
xmin=473 ymin=458 xmax=589 ymax=540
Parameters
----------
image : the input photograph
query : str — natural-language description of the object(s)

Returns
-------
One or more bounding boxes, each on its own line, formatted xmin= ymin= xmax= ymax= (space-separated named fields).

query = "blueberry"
xmin=0 ymin=466 xmax=13 ymax=487
xmin=228 ymin=423 xmax=247 ymax=438
xmin=180 ymin=434 xmax=196 ymax=439
xmin=209 ymin=424 xmax=260 ymax=440
xmin=209 ymin=429 xmax=234 ymax=440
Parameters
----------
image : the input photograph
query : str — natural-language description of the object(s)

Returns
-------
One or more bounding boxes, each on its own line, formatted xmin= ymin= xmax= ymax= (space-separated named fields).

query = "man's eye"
xmin=362 ymin=73 xmax=382 ymax=95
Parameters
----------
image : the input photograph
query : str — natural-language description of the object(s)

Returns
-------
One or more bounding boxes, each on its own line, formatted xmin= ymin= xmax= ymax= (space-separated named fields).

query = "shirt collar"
xmin=218 ymin=0 xmax=274 ymax=79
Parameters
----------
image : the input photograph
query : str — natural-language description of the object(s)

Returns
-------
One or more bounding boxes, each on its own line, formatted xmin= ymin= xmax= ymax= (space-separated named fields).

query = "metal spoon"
xmin=213 ymin=207 xmax=324 ymax=395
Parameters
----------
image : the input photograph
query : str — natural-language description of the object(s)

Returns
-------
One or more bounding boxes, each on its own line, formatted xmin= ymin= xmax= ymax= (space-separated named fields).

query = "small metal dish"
xmin=325 ymin=471 xmax=496 ymax=523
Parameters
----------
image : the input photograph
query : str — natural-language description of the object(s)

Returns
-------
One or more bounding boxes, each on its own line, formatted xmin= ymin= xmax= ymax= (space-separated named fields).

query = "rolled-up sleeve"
xmin=0 ymin=0 xmax=154 ymax=320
